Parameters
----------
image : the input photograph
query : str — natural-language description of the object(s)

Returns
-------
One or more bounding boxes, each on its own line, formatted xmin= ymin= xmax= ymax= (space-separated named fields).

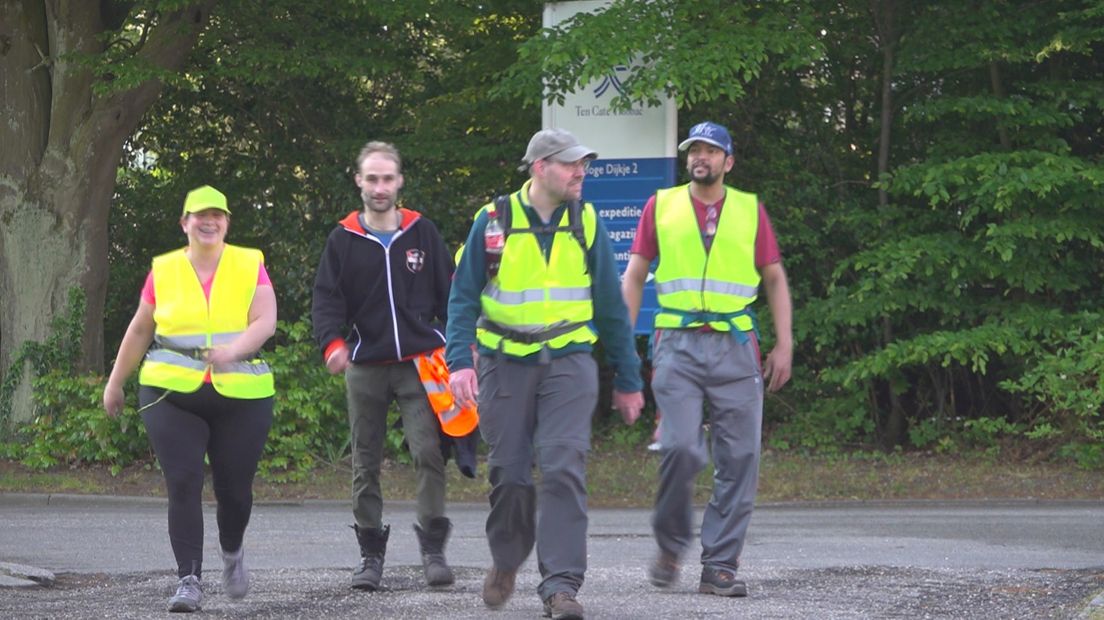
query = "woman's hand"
xmin=205 ymin=346 xmax=239 ymax=367
xmin=103 ymin=383 xmax=125 ymax=418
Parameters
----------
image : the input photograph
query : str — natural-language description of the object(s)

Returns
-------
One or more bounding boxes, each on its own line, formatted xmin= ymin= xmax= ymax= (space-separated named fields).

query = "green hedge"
xmin=0 ymin=319 xmax=410 ymax=481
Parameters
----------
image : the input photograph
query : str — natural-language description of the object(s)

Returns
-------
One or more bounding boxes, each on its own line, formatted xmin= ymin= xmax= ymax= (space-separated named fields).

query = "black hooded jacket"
xmin=311 ymin=208 xmax=453 ymax=363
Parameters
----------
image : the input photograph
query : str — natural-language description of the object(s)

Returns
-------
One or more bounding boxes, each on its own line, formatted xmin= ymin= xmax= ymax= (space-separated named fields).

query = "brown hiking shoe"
xmin=698 ymin=565 xmax=747 ymax=597
xmin=482 ymin=566 xmax=517 ymax=609
xmin=542 ymin=591 xmax=584 ymax=620
xmin=647 ymin=550 xmax=680 ymax=588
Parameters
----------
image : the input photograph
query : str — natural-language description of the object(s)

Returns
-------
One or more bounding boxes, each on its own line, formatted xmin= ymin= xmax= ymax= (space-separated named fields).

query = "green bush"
xmin=9 ymin=371 xmax=150 ymax=474
xmin=3 ymin=317 xmax=412 ymax=482
xmin=261 ymin=318 xmax=350 ymax=481
xmin=1 ymin=288 xmax=86 ymax=424
xmin=766 ymin=382 xmax=871 ymax=453
xmin=0 ymin=288 xmax=150 ymax=472
xmin=1001 ymin=330 xmax=1104 ymax=469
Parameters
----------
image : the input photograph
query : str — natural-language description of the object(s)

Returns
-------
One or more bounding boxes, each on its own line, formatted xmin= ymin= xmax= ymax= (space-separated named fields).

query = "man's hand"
xmin=763 ymin=343 xmax=792 ymax=392
xmin=612 ymin=389 xmax=644 ymax=425
xmin=325 ymin=346 xmax=350 ymax=375
xmin=449 ymin=367 xmax=479 ymax=410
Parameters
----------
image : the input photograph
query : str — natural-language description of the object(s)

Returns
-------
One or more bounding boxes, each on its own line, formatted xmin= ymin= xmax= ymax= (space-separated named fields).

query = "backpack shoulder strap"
xmin=566 ymin=200 xmax=588 ymax=253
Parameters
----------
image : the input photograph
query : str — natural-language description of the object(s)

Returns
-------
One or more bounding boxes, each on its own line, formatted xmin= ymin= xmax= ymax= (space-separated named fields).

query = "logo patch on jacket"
xmin=406 ymin=249 xmax=425 ymax=273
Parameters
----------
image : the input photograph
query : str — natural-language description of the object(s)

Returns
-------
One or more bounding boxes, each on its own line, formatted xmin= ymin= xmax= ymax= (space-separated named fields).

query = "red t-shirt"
xmin=629 ymin=193 xmax=781 ymax=266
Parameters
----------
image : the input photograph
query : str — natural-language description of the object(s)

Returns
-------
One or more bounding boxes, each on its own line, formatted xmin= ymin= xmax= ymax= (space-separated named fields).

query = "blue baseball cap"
xmin=677 ymin=121 xmax=733 ymax=155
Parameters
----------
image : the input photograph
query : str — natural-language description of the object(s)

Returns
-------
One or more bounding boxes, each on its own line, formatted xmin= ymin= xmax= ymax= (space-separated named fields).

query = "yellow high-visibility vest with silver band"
xmin=653 ymin=185 xmax=760 ymax=333
xmin=138 ymin=244 xmax=275 ymax=398
xmin=476 ymin=190 xmax=598 ymax=356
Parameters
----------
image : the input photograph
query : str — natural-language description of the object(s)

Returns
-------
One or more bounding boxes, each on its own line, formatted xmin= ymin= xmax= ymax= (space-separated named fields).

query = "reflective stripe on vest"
xmin=476 ymin=188 xmax=598 ymax=356
xmin=653 ymin=185 xmax=760 ymax=332
xmin=138 ymin=244 xmax=275 ymax=398
xmin=414 ymin=348 xmax=478 ymax=437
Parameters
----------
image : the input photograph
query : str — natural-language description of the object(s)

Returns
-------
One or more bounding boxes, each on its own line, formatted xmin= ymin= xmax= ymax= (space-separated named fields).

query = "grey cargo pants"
xmin=477 ymin=351 xmax=599 ymax=601
xmin=651 ymin=329 xmax=763 ymax=573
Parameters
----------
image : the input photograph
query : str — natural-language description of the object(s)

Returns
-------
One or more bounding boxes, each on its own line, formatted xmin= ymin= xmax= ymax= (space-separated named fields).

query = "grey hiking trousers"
xmin=477 ymin=351 xmax=599 ymax=601
xmin=650 ymin=329 xmax=763 ymax=573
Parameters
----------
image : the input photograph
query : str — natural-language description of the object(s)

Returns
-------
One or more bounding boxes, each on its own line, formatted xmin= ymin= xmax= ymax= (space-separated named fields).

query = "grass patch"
xmin=0 ymin=471 xmax=109 ymax=495
xmin=2 ymin=445 xmax=1102 ymax=506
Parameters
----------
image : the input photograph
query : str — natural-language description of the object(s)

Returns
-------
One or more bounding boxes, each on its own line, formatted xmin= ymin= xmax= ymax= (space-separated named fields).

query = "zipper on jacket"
xmin=385 ymin=227 xmax=408 ymax=360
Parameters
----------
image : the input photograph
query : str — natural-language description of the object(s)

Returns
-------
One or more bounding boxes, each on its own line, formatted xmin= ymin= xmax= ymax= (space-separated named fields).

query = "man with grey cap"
xmin=622 ymin=121 xmax=793 ymax=598
xmin=446 ymin=128 xmax=644 ymax=619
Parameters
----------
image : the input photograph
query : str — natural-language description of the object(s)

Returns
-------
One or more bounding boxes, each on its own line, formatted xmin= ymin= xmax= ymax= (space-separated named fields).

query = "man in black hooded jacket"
xmin=312 ymin=141 xmax=455 ymax=592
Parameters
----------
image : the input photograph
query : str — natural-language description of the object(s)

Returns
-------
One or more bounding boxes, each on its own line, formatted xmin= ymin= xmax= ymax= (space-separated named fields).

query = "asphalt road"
xmin=1 ymin=494 xmax=1102 ymax=619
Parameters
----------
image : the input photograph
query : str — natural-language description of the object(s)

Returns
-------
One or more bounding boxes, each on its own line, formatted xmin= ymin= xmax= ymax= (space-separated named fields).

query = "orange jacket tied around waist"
xmin=415 ymin=347 xmax=479 ymax=437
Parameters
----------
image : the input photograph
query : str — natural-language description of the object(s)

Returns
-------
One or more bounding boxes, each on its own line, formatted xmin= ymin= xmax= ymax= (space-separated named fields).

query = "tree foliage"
xmin=495 ymin=0 xmax=1104 ymax=461
xmin=1 ymin=1 xmax=215 ymax=421
xmin=106 ymin=0 xmax=542 ymax=340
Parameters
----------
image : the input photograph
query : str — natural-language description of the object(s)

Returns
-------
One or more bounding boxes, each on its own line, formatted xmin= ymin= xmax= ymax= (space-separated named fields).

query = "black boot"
xmin=351 ymin=524 xmax=389 ymax=590
xmin=413 ymin=517 xmax=455 ymax=586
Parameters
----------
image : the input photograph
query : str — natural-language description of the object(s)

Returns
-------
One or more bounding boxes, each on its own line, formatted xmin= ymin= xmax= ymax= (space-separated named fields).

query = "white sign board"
xmin=542 ymin=1 xmax=677 ymax=158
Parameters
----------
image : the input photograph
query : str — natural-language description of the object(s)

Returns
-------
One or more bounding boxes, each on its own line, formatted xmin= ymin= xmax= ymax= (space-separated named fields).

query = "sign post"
xmin=543 ymin=0 xmax=676 ymax=334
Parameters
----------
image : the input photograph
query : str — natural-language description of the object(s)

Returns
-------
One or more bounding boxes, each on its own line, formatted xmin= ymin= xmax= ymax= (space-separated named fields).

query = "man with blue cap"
xmin=622 ymin=121 xmax=793 ymax=598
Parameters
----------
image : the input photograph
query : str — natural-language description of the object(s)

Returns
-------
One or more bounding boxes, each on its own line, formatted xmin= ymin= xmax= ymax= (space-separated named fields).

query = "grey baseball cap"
xmin=519 ymin=128 xmax=598 ymax=171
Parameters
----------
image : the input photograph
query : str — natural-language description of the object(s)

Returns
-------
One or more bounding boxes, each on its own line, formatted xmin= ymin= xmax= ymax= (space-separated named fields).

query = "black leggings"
xmin=140 ymin=384 xmax=273 ymax=579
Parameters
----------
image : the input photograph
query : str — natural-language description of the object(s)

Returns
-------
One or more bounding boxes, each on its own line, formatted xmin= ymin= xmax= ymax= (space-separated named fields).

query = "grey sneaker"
xmin=220 ymin=546 xmax=249 ymax=599
xmin=648 ymin=550 xmax=679 ymax=588
xmin=699 ymin=565 xmax=747 ymax=597
xmin=543 ymin=591 xmax=585 ymax=620
xmin=168 ymin=574 xmax=203 ymax=612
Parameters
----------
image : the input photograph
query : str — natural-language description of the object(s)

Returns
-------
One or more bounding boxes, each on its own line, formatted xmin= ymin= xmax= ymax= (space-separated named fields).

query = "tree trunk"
xmin=0 ymin=2 xmax=213 ymax=422
xmin=989 ymin=61 xmax=1013 ymax=150
xmin=871 ymin=0 xmax=908 ymax=448
xmin=873 ymin=0 xmax=896 ymax=211
xmin=0 ymin=156 xmax=114 ymax=422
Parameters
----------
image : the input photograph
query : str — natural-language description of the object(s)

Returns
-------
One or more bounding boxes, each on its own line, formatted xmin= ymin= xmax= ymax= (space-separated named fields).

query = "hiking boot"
xmin=220 ymin=546 xmax=249 ymax=600
xmin=543 ymin=591 xmax=585 ymax=620
xmin=351 ymin=524 xmax=390 ymax=591
xmin=481 ymin=566 xmax=517 ymax=609
xmin=413 ymin=517 xmax=455 ymax=586
xmin=698 ymin=565 xmax=747 ymax=597
xmin=167 ymin=574 xmax=203 ymax=612
xmin=648 ymin=549 xmax=679 ymax=588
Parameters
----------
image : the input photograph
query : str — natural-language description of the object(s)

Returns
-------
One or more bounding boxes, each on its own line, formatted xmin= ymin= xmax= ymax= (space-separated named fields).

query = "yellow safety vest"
xmin=476 ymin=190 xmax=598 ymax=356
xmin=653 ymin=185 xmax=760 ymax=332
xmin=139 ymin=244 xmax=275 ymax=398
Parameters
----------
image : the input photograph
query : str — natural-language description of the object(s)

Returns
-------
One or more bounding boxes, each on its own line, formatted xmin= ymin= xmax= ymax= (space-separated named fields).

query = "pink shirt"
xmin=629 ymin=193 xmax=781 ymax=267
xmin=141 ymin=263 xmax=272 ymax=305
